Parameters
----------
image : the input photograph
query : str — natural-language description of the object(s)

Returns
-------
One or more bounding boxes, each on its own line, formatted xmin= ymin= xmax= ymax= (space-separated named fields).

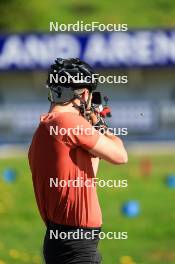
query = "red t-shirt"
xmin=28 ymin=111 xmax=102 ymax=228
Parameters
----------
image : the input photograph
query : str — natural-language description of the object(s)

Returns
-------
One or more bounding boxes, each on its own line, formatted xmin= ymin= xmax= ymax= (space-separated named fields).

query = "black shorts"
xmin=43 ymin=222 xmax=102 ymax=264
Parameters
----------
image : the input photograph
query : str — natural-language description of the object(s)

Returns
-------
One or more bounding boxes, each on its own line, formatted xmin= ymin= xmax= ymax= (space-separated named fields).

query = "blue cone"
xmin=3 ymin=169 xmax=16 ymax=183
xmin=165 ymin=175 xmax=175 ymax=188
xmin=121 ymin=200 xmax=140 ymax=217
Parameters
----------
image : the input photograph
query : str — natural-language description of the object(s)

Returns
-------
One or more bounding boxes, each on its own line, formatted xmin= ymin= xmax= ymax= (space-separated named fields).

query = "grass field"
xmin=1 ymin=0 xmax=175 ymax=32
xmin=0 ymin=154 xmax=175 ymax=264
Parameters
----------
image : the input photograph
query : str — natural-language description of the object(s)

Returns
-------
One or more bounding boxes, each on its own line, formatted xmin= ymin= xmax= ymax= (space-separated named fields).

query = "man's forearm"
xmin=104 ymin=130 xmax=128 ymax=162
xmin=104 ymin=131 xmax=124 ymax=147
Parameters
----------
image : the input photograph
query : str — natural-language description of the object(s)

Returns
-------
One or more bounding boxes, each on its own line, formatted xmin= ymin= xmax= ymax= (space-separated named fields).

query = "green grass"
xmin=1 ymin=0 xmax=175 ymax=32
xmin=0 ymin=154 xmax=175 ymax=263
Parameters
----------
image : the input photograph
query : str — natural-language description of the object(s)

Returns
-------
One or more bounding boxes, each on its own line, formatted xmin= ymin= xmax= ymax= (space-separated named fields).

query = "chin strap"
xmin=73 ymin=92 xmax=93 ymax=121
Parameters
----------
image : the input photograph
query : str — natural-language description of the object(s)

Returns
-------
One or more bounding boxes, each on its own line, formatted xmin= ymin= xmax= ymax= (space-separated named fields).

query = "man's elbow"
xmin=113 ymin=152 xmax=128 ymax=165
xmin=121 ymin=153 xmax=128 ymax=164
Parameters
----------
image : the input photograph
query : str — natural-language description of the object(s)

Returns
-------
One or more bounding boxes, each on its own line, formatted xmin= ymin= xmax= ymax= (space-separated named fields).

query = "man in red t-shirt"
xmin=28 ymin=58 xmax=128 ymax=264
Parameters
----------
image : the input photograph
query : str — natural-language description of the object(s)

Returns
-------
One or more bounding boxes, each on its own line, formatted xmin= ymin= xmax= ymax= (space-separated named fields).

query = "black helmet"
xmin=46 ymin=58 xmax=98 ymax=102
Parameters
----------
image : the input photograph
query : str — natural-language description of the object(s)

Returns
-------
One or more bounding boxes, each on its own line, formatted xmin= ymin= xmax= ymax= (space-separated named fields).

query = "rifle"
xmin=91 ymin=92 xmax=112 ymax=130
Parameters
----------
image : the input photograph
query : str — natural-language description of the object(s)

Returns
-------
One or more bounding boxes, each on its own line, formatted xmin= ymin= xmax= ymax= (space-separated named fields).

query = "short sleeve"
xmin=67 ymin=114 xmax=101 ymax=150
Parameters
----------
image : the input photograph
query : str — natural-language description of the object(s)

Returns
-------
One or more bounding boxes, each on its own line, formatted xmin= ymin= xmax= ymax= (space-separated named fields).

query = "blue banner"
xmin=0 ymin=31 xmax=175 ymax=70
